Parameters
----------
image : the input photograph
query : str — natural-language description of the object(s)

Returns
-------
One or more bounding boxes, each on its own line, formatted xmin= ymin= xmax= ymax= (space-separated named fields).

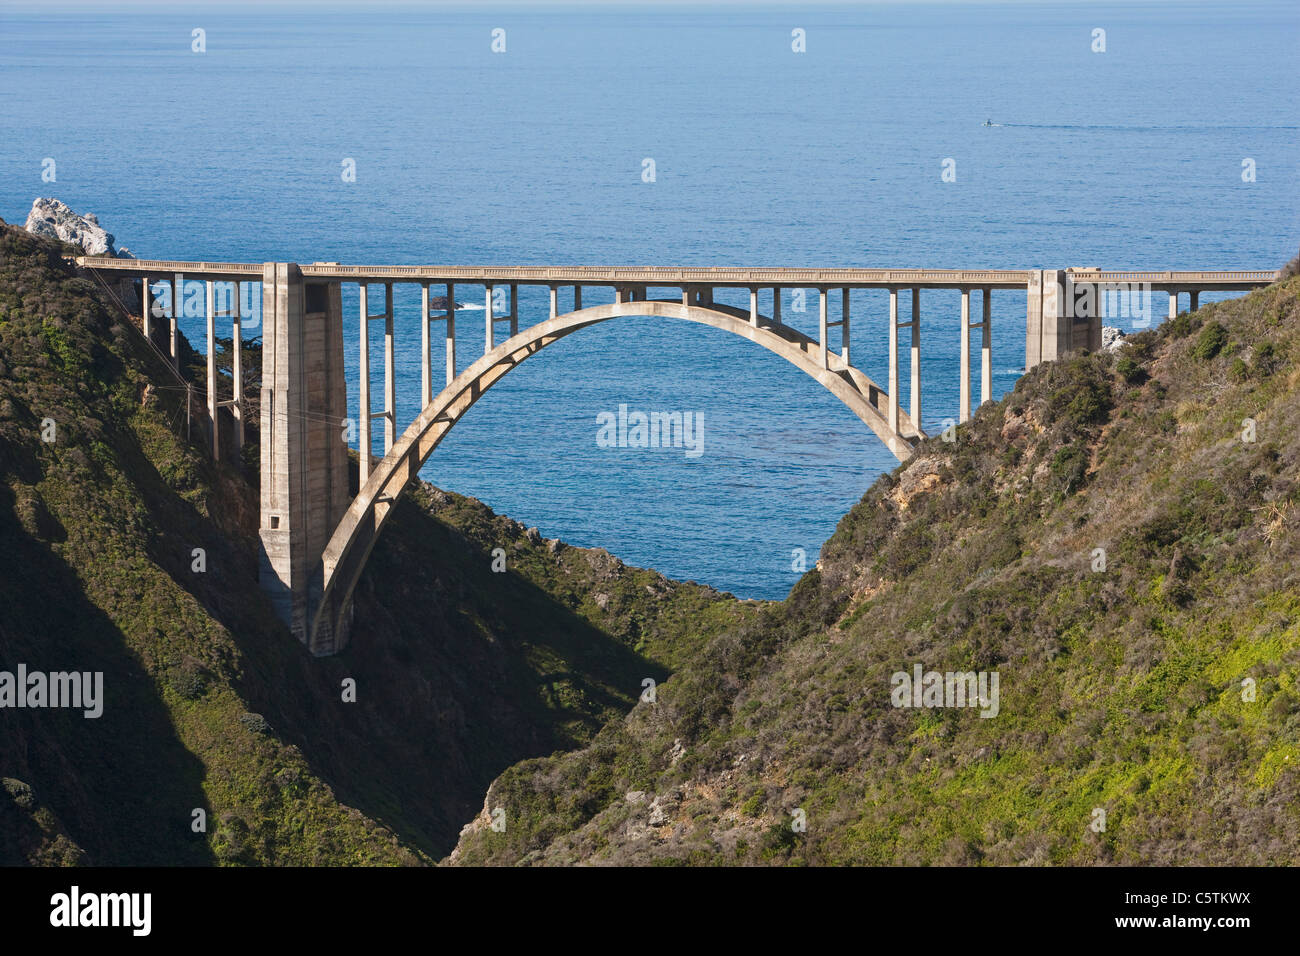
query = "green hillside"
xmin=0 ymin=222 xmax=750 ymax=864
xmin=449 ymin=273 xmax=1300 ymax=865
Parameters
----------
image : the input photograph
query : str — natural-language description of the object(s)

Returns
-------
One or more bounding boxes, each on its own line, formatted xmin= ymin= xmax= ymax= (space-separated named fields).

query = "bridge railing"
xmin=75 ymin=258 xmax=1278 ymax=287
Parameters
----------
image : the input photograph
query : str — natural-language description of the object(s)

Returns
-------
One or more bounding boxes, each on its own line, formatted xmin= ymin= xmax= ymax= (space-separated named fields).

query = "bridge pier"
xmin=1169 ymin=291 xmax=1178 ymax=320
xmin=446 ymin=282 xmax=457 ymax=385
xmin=818 ymin=288 xmax=829 ymax=369
xmin=258 ymin=264 xmax=352 ymax=654
xmin=980 ymin=289 xmax=992 ymax=405
xmin=910 ymin=289 xmax=921 ymax=428
xmin=1026 ymin=269 xmax=1102 ymax=371
xmin=141 ymin=277 xmax=152 ymax=341
xmin=888 ymin=289 xmax=900 ymax=435
xmin=1189 ymin=290 xmax=1199 ymax=311
xmin=231 ymin=283 xmax=244 ymax=452
xmin=170 ymin=272 xmax=182 ymax=369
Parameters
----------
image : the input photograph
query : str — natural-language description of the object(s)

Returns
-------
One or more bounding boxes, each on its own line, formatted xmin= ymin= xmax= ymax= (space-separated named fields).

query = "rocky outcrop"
xmin=1102 ymin=326 xmax=1126 ymax=350
xmin=25 ymin=198 xmax=139 ymax=312
xmin=24 ymin=198 xmax=133 ymax=258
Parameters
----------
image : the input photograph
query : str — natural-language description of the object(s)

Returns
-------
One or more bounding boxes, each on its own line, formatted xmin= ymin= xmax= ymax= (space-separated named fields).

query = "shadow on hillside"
xmin=215 ymin=494 xmax=668 ymax=860
xmin=0 ymin=484 xmax=214 ymax=866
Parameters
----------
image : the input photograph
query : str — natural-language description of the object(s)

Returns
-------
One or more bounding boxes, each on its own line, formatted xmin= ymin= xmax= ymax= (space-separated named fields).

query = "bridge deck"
xmin=73 ymin=257 xmax=1278 ymax=289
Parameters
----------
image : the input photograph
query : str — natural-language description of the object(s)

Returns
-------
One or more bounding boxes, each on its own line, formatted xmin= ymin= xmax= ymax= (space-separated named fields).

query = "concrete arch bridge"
xmin=78 ymin=257 xmax=1276 ymax=654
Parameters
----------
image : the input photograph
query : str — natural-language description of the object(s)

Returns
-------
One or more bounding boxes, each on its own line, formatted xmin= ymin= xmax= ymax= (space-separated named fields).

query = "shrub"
xmin=1115 ymin=354 xmax=1144 ymax=384
xmin=1192 ymin=322 xmax=1228 ymax=361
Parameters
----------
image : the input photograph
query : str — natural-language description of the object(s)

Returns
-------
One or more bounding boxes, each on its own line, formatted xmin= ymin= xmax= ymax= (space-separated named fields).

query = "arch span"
xmin=310 ymin=299 xmax=921 ymax=645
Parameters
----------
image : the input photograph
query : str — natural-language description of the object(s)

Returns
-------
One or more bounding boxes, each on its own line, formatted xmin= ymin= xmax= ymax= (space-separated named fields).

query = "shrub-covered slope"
xmin=449 ymin=278 xmax=1300 ymax=865
xmin=0 ymin=223 xmax=748 ymax=864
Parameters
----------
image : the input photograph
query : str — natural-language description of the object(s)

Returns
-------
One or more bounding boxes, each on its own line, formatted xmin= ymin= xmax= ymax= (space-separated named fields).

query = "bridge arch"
xmin=309 ymin=298 xmax=921 ymax=645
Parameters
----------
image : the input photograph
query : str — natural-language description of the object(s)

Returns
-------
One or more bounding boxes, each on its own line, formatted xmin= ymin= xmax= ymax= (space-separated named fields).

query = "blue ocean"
xmin=2 ymin=1 xmax=1296 ymax=598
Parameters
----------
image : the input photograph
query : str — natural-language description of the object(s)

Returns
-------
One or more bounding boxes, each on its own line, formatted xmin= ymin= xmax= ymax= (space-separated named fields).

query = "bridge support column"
xmin=205 ymin=281 xmax=219 ymax=459
xmin=420 ymin=284 xmax=432 ymax=406
xmin=509 ymin=283 xmax=518 ymax=336
xmin=773 ymin=287 xmax=781 ymax=324
xmin=383 ymin=283 xmax=395 ymax=453
xmin=141 ymin=276 xmax=152 ymax=341
xmin=841 ymin=288 xmax=851 ymax=363
xmin=549 ymin=285 xmax=558 ymax=320
xmin=485 ymin=284 xmax=495 ymax=352
xmin=259 ymin=263 xmax=351 ymax=655
xmin=1027 ymin=270 xmax=1075 ymax=370
xmin=358 ymin=283 xmax=371 ymax=483
xmin=981 ymin=289 xmax=992 ymax=406
xmin=910 ymin=288 xmax=922 ymax=429
xmin=231 ymin=284 xmax=244 ymax=452
xmin=888 ymin=289 xmax=900 ymax=435
xmin=171 ymin=272 xmax=182 ymax=369
xmin=446 ymin=283 xmax=457 ymax=386
xmin=1169 ymin=291 xmax=1178 ymax=319
xmin=749 ymin=288 xmax=758 ymax=327
xmin=1190 ymin=290 xmax=1199 ymax=311
xmin=818 ymin=289 xmax=829 ymax=369
xmin=574 ymin=285 xmax=582 ymax=310
xmin=959 ymin=289 xmax=971 ymax=422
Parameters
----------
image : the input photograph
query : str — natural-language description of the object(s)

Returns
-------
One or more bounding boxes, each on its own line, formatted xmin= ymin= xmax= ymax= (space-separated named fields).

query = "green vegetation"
xmin=449 ymin=273 xmax=1300 ymax=866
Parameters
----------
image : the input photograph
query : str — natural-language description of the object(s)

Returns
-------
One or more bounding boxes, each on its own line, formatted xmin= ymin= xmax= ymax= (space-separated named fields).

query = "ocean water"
xmin=2 ymin=2 xmax=1297 ymax=599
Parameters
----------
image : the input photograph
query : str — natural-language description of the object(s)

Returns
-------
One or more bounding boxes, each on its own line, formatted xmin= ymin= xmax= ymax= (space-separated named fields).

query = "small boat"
xmin=983 ymin=118 xmax=993 ymax=127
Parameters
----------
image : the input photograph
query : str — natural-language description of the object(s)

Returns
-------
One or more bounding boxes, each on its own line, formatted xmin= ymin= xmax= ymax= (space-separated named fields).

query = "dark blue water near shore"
xmin=2 ymin=2 xmax=1297 ymax=598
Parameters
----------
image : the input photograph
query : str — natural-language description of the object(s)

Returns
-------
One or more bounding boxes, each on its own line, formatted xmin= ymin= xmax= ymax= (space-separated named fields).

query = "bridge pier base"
xmin=258 ymin=264 xmax=352 ymax=655
xmin=1026 ymin=269 xmax=1102 ymax=371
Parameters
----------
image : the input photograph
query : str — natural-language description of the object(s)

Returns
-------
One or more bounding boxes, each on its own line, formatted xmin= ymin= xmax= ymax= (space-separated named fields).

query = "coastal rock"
xmin=24 ymin=198 xmax=133 ymax=258
xmin=1102 ymin=326 xmax=1126 ymax=350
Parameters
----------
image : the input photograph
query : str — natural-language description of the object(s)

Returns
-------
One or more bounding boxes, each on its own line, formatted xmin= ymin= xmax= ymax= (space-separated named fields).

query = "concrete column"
xmin=960 ymin=289 xmax=971 ymax=423
xmin=446 ymin=282 xmax=456 ymax=386
xmin=910 ymin=288 xmax=922 ymax=428
xmin=841 ymin=288 xmax=851 ymax=363
xmin=358 ymin=283 xmax=371 ymax=483
xmin=818 ymin=289 xmax=830 ymax=369
xmin=420 ymin=284 xmax=432 ymax=407
xmin=888 ymin=288 xmax=899 ymax=436
xmin=1039 ymin=270 xmax=1069 ymax=366
xmin=749 ymin=288 xmax=758 ymax=327
xmin=485 ymin=284 xmax=494 ymax=353
xmin=615 ymin=287 xmax=627 ymax=305
xmin=383 ymin=283 xmax=395 ymax=454
xmin=681 ymin=286 xmax=691 ymax=307
xmin=509 ymin=282 xmax=518 ymax=336
xmin=1190 ymin=290 xmax=1199 ymax=311
xmin=142 ymin=277 xmax=152 ymax=341
xmin=574 ymin=285 xmax=582 ymax=310
xmin=773 ymin=288 xmax=781 ymax=324
xmin=171 ymin=272 xmax=182 ymax=368
xmin=205 ymin=281 xmax=219 ymax=459
xmin=1168 ymin=291 xmax=1178 ymax=320
xmin=232 ymin=282 xmax=244 ymax=451
xmin=258 ymin=263 xmax=351 ymax=655
xmin=981 ymin=288 xmax=992 ymax=405
xmin=549 ymin=285 xmax=558 ymax=320
xmin=1025 ymin=271 xmax=1043 ymax=371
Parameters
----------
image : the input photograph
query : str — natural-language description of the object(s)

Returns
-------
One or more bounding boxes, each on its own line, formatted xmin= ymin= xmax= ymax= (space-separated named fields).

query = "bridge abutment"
xmin=258 ymin=263 xmax=352 ymax=655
